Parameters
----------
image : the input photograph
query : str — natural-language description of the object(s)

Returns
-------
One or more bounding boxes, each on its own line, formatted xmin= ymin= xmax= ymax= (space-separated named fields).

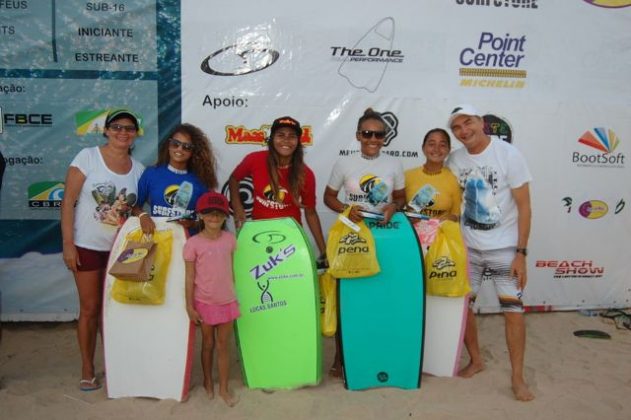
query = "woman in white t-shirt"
xmin=60 ymin=109 xmax=145 ymax=391
xmin=323 ymin=108 xmax=406 ymax=378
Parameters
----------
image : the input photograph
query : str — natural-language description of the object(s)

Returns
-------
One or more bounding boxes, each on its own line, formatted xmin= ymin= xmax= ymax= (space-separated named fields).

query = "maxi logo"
xmin=201 ymin=40 xmax=280 ymax=76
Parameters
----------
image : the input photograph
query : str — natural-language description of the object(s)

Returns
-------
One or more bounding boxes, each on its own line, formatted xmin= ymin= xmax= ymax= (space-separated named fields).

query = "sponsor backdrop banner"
xmin=1 ymin=0 xmax=630 ymax=319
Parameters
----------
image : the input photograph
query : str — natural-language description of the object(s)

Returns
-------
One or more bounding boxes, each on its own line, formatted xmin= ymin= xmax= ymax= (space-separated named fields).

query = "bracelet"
xmin=138 ymin=212 xmax=149 ymax=218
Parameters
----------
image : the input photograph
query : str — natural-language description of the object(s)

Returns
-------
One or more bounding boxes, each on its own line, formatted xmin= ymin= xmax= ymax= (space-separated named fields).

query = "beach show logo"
xmin=573 ymin=127 xmax=624 ymax=168
xmin=330 ymin=17 xmax=404 ymax=93
xmin=28 ymin=181 xmax=64 ymax=208
xmin=224 ymin=123 xmax=313 ymax=146
xmin=459 ymin=32 xmax=528 ymax=89
xmin=535 ymin=259 xmax=605 ymax=279
xmin=582 ymin=1 xmax=631 ymax=8
xmin=201 ymin=32 xmax=279 ymax=76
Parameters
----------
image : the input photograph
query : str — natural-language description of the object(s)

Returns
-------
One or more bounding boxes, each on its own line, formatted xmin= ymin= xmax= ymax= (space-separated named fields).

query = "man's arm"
xmin=511 ymin=183 xmax=531 ymax=289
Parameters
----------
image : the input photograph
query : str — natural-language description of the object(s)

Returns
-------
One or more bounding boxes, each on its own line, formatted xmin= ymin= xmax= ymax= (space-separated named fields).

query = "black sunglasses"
xmin=358 ymin=130 xmax=386 ymax=140
xmin=168 ymin=138 xmax=195 ymax=151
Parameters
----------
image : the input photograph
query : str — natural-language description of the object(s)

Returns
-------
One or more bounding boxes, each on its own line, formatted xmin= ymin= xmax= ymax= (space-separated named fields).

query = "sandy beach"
xmin=1 ymin=311 xmax=630 ymax=420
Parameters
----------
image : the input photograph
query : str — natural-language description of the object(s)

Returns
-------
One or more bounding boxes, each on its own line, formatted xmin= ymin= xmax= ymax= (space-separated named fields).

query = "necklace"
xmin=422 ymin=165 xmax=443 ymax=176
xmin=168 ymin=164 xmax=187 ymax=175
xmin=361 ymin=152 xmax=380 ymax=160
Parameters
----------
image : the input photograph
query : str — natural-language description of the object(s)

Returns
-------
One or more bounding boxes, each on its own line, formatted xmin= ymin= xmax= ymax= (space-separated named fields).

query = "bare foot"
xmin=458 ymin=361 xmax=485 ymax=378
xmin=220 ymin=390 xmax=239 ymax=407
xmin=203 ymin=383 xmax=214 ymax=400
xmin=512 ymin=379 xmax=534 ymax=401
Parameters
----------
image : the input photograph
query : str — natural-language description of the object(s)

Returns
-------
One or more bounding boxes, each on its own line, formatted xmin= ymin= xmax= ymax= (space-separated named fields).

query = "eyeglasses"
xmin=109 ymin=124 xmax=138 ymax=133
xmin=358 ymin=130 xmax=386 ymax=140
xmin=168 ymin=138 xmax=195 ymax=151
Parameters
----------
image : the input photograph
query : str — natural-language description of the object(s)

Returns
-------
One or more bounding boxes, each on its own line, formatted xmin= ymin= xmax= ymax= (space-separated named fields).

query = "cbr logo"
xmin=250 ymin=245 xmax=296 ymax=280
xmin=432 ymin=256 xmax=456 ymax=270
xmin=201 ymin=40 xmax=280 ymax=76
xmin=338 ymin=232 xmax=366 ymax=246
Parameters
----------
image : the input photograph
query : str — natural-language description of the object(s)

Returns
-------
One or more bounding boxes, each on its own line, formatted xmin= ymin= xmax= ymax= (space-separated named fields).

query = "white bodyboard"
xmin=103 ymin=217 xmax=194 ymax=400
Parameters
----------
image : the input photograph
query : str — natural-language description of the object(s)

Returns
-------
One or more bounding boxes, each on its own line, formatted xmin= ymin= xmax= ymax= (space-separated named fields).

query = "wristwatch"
xmin=515 ymin=248 xmax=528 ymax=256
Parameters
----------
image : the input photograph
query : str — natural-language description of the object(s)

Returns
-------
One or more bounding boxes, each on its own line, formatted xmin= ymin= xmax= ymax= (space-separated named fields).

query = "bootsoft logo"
xmin=582 ymin=1 xmax=631 ymax=8
xmin=28 ymin=181 xmax=64 ymax=208
xmin=224 ymin=124 xmax=313 ymax=146
xmin=459 ymin=32 xmax=528 ymax=89
xmin=200 ymin=34 xmax=279 ymax=76
xmin=573 ymin=127 xmax=624 ymax=168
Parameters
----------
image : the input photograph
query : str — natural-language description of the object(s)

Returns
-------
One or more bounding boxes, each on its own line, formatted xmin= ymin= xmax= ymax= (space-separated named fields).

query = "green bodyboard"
xmin=234 ymin=217 xmax=322 ymax=389
xmin=339 ymin=212 xmax=425 ymax=390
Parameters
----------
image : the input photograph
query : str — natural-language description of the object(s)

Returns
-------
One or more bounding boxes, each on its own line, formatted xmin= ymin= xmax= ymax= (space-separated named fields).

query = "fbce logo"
xmin=201 ymin=35 xmax=280 ymax=76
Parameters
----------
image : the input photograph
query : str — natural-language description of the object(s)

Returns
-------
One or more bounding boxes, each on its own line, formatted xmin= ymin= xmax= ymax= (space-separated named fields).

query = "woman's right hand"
xmin=347 ymin=205 xmax=364 ymax=223
xmin=62 ymin=242 xmax=80 ymax=272
xmin=139 ymin=213 xmax=155 ymax=234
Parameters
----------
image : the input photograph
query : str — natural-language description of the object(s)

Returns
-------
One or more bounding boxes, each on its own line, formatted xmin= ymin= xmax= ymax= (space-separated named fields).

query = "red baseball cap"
xmin=195 ymin=191 xmax=229 ymax=215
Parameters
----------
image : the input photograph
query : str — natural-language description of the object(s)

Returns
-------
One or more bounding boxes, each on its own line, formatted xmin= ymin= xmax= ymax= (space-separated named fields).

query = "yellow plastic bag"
xmin=326 ymin=208 xmax=380 ymax=278
xmin=425 ymin=221 xmax=471 ymax=297
xmin=319 ymin=272 xmax=337 ymax=337
xmin=111 ymin=228 xmax=173 ymax=305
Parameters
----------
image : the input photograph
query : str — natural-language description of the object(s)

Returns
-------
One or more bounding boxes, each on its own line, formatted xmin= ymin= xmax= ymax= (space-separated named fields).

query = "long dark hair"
xmin=266 ymin=132 xmax=306 ymax=207
xmin=157 ymin=123 xmax=218 ymax=190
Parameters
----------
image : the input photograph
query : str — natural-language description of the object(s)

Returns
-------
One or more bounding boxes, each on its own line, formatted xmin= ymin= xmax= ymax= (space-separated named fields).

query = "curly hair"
xmin=266 ymin=129 xmax=306 ymax=207
xmin=156 ymin=123 xmax=218 ymax=190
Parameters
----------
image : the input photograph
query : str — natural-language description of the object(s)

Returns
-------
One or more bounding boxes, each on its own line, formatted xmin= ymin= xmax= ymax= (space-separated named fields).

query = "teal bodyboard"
xmin=234 ymin=217 xmax=322 ymax=389
xmin=339 ymin=212 xmax=425 ymax=390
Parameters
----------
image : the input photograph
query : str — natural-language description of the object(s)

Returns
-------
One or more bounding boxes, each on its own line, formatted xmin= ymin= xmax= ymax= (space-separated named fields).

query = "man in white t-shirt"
xmin=447 ymin=104 xmax=534 ymax=401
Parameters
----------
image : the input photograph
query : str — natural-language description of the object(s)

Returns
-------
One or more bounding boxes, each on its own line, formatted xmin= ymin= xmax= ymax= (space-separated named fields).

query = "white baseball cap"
xmin=447 ymin=104 xmax=480 ymax=128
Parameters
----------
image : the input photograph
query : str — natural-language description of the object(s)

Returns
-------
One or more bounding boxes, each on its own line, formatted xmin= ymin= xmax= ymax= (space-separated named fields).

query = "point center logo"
xmin=459 ymin=32 xmax=528 ymax=89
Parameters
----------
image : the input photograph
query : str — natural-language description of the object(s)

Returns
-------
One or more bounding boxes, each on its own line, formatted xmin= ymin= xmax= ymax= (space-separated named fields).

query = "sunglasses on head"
xmin=168 ymin=138 xmax=195 ymax=151
xmin=358 ymin=130 xmax=386 ymax=140
xmin=109 ymin=123 xmax=137 ymax=133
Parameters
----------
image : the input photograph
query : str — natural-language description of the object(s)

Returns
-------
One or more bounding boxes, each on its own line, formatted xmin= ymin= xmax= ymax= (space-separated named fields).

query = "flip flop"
xmin=79 ymin=377 xmax=102 ymax=392
xmin=600 ymin=309 xmax=630 ymax=319
xmin=573 ymin=329 xmax=611 ymax=339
